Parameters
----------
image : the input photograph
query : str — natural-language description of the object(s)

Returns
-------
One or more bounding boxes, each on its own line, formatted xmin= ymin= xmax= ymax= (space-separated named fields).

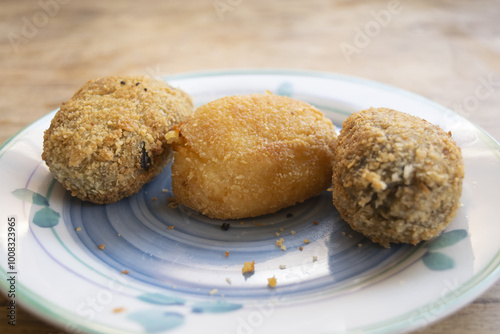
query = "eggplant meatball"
xmin=42 ymin=76 xmax=193 ymax=204
xmin=332 ymin=108 xmax=464 ymax=247
xmin=170 ymin=93 xmax=337 ymax=219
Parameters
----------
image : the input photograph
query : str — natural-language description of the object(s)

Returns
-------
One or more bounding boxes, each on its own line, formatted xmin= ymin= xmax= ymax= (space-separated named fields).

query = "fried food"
xmin=332 ymin=107 xmax=464 ymax=247
xmin=170 ymin=93 xmax=337 ymax=219
xmin=42 ymin=76 xmax=193 ymax=204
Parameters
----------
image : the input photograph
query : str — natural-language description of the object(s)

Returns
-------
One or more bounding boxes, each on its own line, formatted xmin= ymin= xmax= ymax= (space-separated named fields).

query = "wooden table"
xmin=1 ymin=0 xmax=499 ymax=333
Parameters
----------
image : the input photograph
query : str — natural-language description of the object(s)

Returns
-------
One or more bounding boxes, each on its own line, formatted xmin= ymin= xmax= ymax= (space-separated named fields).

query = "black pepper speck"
xmin=140 ymin=142 xmax=152 ymax=171
xmin=221 ymin=222 xmax=230 ymax=231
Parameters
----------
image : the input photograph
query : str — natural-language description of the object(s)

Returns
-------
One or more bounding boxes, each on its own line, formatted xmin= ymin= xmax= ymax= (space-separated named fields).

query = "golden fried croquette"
xmin=170 ymin=93 xmax=337 ymax=219
xmin=42 ymin=76 xmax=193 ymax=204
xmin=332 ymin=107 xmax=464 ymax=247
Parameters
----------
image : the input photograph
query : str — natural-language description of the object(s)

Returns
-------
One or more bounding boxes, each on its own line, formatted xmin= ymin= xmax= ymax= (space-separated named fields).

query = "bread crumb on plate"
xmin=268 ymin=276 xmax=277 ymax=288
xmin=242 ymin=261 xmax=255 ymax=274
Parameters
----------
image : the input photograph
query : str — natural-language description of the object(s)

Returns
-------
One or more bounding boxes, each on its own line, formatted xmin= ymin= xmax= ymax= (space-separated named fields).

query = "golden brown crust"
xmin=42 ymin=76 xmax=193 ymax=204
xmin=332 ymin=107 xmax=464 ymax=247
xmin=171 ymin=93 xmax=337 ymax=219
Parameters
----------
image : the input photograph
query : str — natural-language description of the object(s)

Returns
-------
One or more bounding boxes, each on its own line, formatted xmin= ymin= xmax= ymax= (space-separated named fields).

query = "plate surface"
xmin=1 ymin=69 xmax=500 ymax=334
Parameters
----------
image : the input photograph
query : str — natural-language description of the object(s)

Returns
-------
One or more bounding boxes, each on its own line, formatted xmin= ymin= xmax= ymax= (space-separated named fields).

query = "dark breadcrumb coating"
xmin=42 ymin=76 xmax=193 ymax=204
xmin=332 ymin=107 xmax=464 ymax=248
xmin=171 ymin=93 xmax=337 ymax=219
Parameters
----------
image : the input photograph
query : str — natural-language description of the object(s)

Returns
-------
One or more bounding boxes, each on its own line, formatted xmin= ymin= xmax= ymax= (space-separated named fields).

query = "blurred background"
xmin=1 ymin=0 xmax=499 ymax=333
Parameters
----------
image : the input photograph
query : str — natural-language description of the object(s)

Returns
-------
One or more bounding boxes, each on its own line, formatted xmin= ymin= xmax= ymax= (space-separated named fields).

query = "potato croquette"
xmin=171 ymin=93 xmax=337 ymax=219
xmin=42 ymin=76 xmax=193 ymax=204
xmin=332 ymin=108 xmax=464 ymax=248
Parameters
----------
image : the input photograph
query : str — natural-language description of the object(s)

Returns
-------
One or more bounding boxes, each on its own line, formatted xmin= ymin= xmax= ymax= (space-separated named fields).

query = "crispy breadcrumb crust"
xmin=171 ymin=93 xmax=337 ymax=219
xmin=42 ymin=76 xmax=193 ymax=204
xmin=332 ymin=108 xmax=464 ymax=247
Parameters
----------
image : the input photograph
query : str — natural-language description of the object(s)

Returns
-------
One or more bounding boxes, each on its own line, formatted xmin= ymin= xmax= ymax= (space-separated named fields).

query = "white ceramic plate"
xmin=1 ymin=69 xmax=500 ymax=334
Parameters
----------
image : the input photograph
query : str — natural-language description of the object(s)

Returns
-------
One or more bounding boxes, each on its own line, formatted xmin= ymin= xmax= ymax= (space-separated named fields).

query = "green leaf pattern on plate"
xmin=424 ymin=229 xmax=468 ymax=250
xmin=12 ymin=188 xmax=50 ymax=206
xmin=423 ymin=252 xmax=455 ymax=271
xmin=191 ymin=300 xmax=243 ymax=313
xmin=127 ymin=310 xmax=185 ymax=332
xmin=135 ymin=292 xmax=242 ymax=331
xmin=11 ymin=187 xmax=60 ymax=227
xmin=276 ymin=81 xmax=294 ymax=97
xmin=32 ymin=207 xmax=60 ymax=228
xmin=422 ymin=229 xmax=468 ymax=270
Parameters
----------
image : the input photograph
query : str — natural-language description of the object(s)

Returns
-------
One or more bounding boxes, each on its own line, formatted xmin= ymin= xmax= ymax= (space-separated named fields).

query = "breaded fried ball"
xmin=170 ymin=93 xmax=337 ymax=219
xmin=332 ymin=108 xmax=464 ymax=247
xmin=42 ymin=76 xmax=193 ymax=204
